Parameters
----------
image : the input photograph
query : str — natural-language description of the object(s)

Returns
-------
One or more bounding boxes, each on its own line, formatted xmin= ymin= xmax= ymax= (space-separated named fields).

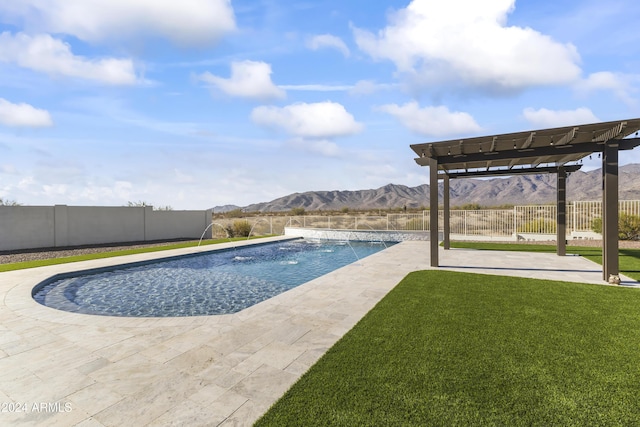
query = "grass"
xmin=448 ymin=241 xmax=640 ymax=281
xmin=256 ymin=270 xmax=640 ymax=426
xmin=0 ymin=236 xmax=273 ymax=272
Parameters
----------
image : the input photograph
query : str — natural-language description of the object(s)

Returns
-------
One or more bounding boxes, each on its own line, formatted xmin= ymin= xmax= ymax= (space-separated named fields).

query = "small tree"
xmin=459 ymin=203 xmax=482 ymax=210
xmin=291 ymin=207 xmax=306 ymax=216
xmin=229 ymin=220 xmax=252 ymax=237
xmin=226 ymin=208 xmax=244 ymax=218
xmin=518 ymin=218 xmax=556 ymax=234
xmin=591 ymin=214 xmax=640 ymax=240
xmin=619 ymin=213 xmax=640 ymax=240
xmin=0 ymin=198 xmax=21 ymax=206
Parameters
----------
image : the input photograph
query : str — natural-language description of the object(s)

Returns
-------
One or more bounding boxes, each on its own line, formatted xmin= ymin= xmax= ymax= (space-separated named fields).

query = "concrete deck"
xmin=0 ymin=238 xmax=637 ymax=426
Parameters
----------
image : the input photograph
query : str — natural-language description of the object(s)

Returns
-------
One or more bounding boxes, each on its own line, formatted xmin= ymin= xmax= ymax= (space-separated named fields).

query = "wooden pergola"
xmin=410 ymin=118 xmax=640 ymax=282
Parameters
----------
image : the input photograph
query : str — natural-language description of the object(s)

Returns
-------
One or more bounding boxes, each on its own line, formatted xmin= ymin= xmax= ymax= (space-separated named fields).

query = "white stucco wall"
xmin=0 ymin=206 xmax=56 ymax=251
xmin=0 ymin=205 xmax=212 ymax=251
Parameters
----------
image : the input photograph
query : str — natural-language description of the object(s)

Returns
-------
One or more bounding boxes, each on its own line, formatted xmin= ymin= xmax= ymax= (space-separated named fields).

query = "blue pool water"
xmin=32 ymin=238 xmax=396 ymax=317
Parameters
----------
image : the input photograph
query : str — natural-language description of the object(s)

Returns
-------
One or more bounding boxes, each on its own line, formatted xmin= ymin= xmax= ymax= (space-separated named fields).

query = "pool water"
xmin=32 ymin=238 xmax=396 ymax=317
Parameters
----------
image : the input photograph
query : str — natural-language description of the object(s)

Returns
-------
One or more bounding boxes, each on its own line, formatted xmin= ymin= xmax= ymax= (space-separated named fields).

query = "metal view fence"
xmin=212 ymin=200 xmax=640 ymax=238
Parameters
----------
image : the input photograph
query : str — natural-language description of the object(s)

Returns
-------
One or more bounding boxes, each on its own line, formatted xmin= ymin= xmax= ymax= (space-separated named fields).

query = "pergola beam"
xmin=415 ymin=138 xmax=640 ymax=167
xmin=522 ymin=131 xmax=536 ymax=149
xmin=594 ymin=122 xmax=626 ymax=142
xmin=555 ymin=127 xmax=579 ymax=146
xmin=444 ymin=164 xmax=582 ymax=179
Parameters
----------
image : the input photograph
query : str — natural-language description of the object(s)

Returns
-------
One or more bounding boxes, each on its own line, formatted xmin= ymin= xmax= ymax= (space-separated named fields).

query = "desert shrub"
xmin=406 ymin=218 xmax=425 ymax=230
xmin=0 ymin=198 xmax=21 ymax=206
xmin=620 ymin=214 xmax=640 ymax=240
xmin=593 ymin=214 xmax=640 ymax=240
xmin=291 ymin=207 xmax=306 ymax=216
xmin=226 ymin=208 xmax=244 ymax=218
xmin=456 ymin=203 xmax=482 ymax=210
xmin=517 ymin=219 xmax=556 ymax=233
xmin=229 ymin=220 xmax=252 ymax=237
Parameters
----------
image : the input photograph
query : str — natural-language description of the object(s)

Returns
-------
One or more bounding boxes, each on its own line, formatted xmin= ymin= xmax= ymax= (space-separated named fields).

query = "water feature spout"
xmin=359 ymin=223 xmax=388 ymax=248
xmin=247 ymin=218 xmax=271 ymax=240
xmin=198 ymin=222 xmax=231 ymax=247
xmin=345 ymin=231 xmax=361 ymax=263
xmin=282 ymin=217 xmax=303 ymax=235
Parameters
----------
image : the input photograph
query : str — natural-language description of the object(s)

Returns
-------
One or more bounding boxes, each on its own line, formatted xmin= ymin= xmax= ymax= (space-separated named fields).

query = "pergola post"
xmin=444 ymin=174 xmax=450 ymax=250
xmin=429 ymin=157 xmax=439 ymax=267
xmin=557 ymin=167 xmax=566 ymax=256
xmin=603 ymin=141 xmax=620 ymax=281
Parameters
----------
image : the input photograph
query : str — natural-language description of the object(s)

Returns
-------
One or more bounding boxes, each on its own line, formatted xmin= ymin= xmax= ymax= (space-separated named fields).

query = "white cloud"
xmin=279 ymin=84 xmax=352 ymax=92
xmin=198 ymin=61 xmax=285 ymax=100
xmin=352 ymin=0 xmax=581 ymax=93
xmin=376 ymin=101 xmax=481 ymax=137
xmin=0 ymin=0 xmax=235 ymax=46
xmin=307 ymin=34 xmax=350 ymax=57
xmin=0 ymin=98 xmax=54 ymax=128
xmin=250 ymin=101 xmax=364 ymax=138
xmin=348 ymin=80 xmax=397 ymax=96
xmin=575 ymin=72 xmax=638 ymax=106
xmin=0 ymin=164 xmax=18 ymax=174
xmin=522 ymin=107 xmax=599 ymax=128
xmin=287 ymin=138 xmax=341 ymax=157
xmin=0 ymin=32 xmax=138 ymax=85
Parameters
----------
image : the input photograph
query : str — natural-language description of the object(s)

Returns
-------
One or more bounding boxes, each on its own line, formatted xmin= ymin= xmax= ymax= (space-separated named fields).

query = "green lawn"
xmin=0 ymin=236 xmax=272 ymax=272
xmin=448 ymin=241 xmax=640 ymax=281
xmin=256 ymin=270 xmax=640 ymax=426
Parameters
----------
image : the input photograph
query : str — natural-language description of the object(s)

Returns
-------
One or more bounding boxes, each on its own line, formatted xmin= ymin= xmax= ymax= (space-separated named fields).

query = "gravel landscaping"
xmin=0 ymin=240 xmax=199 ymax=265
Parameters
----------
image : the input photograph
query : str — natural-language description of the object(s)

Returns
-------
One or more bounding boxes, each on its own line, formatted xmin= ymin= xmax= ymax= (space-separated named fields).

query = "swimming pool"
xmin=32 ymin=238 xmax=396 ymax=317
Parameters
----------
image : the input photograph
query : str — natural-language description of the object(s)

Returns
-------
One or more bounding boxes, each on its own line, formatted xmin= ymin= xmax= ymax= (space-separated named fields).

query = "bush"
xmin=592 ymin=214 xmax=640 ymax=240
xmin=456 ymin=203 xmax=482 ymax=210
xmin=228 ymin=220 xmax=252 ymax=237
xmin=226 ymin=208 xmax=244 ymax=218
xmin=517 ymin=219 xmax=556 ymax=233
xmin=406 ymin=218 xmax=425 ymax=230
xmin=291 ymin=207 xmax=306 ymax=216
xmin=620 ymin=214 xmax=640 ymax=240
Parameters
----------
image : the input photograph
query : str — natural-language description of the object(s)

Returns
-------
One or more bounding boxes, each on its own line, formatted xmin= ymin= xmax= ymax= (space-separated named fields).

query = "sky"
xmin=1 ymin=0 xmax=640 ymax=210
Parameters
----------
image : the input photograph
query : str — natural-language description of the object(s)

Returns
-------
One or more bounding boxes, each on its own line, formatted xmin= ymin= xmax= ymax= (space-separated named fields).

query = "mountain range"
xmin=214 ymin=164 xmax=640 ymax=213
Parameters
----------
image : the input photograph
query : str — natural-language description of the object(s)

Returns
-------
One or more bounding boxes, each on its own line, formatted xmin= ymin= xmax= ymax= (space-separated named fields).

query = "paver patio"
xmin=0 ymin=237 xmax=636 ymax=426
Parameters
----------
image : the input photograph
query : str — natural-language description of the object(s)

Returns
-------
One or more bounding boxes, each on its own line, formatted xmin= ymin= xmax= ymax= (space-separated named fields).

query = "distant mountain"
xmin=213 ymin=164 xmax=640 ymax=213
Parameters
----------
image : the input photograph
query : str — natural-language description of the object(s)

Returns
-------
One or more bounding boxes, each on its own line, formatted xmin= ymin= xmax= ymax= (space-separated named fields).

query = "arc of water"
xmin=385 ymin=222 xmax=406 ymax=243
xmin=344 ymin=231 xmax=361 ymax=262
xmin=282 ymin=217 xmax=303 ymax=235
xmin=358 ymin=223 xmax=388 ymax=248
xmin=198 ymin=222 xmax=231 ymax=247
xmin=247 ymin=217 xmax=272 ymax=240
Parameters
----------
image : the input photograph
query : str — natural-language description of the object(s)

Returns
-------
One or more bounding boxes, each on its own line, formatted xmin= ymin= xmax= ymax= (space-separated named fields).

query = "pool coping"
xmin=1 ymin=238 xmax=638 ymax=426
